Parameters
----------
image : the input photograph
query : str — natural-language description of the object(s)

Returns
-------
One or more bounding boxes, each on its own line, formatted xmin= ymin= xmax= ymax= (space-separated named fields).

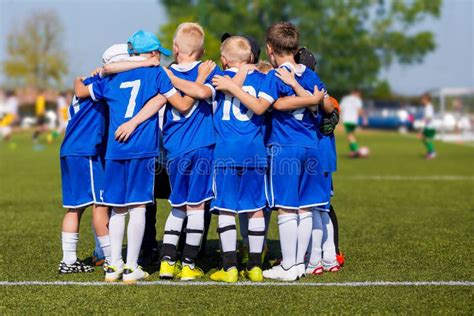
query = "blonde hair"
xmin=256 ymin=60 xmax=273 ymax=74
xmin=173 ymin=22 xmax=205 ymax=57
xmin=220 ymin=36 xmax=252 ymax=63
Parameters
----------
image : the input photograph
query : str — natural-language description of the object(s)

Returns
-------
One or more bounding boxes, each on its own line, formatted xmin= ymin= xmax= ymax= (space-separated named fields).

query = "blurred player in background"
xmin=420 ymin=93 xmax=436 ymax=159
xmin=32 ymin=90 xmax=48 ymax=147
xmin=0 ymin=90 xmax=19 ymax=141
xmin=340 ymin=89 xmax=367 ymax=158
xmin=57 ymin=92 xmax=69 ymax=134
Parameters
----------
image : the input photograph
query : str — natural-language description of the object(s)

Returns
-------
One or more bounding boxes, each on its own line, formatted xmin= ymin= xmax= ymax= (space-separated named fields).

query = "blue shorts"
xmin=103 ymin=157 xmax=155 ymax=207
xmin=167 ymin=147 xmax=213 ymax=207
xmin=60 ymin=156 xmax=105 ymax=209
xmin=212 ymin=166 xmax=267 ymax=213
xmin=267 ymin=145 xmax=328 ymax=210
xmin=314 ymin=172 xmax=332 ymax=212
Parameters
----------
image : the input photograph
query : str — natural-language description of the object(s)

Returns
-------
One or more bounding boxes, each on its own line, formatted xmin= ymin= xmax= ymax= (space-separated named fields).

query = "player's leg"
xmin=238 ymin=212 xmax=250 ymax=266
xmin=244 ymin=210 xmax=265 ymax=282
xmin=121 ymin=158 xmax=155 ymax=283
xmin=423 ymin=128 xmax=436 ymax=159
xmin=345 ymin=123 xmax=359 ymax=157
xmin=102 ymin=159 xmax=127 ymax=281
xmin=328 ymin=204 xmax=344 ymax=266
xmin=59 ymin=156 xmax=94 ymax=274
xmin=210 ymin=167 xmax=239 ymax=283
xmin=159 ymin=155 xmax=188 ymax=278
xmin=59 ymin=208 xmax=94 ymax=273
xmin=321 ymin=211 xmax=340 ymax=272
xmin=263 ymin=145 xmax=301 ymax=281
xmin=92 ymin=205 xmax=111 ymax=268
xmin=306 ymin=211 xmax=324 ymax=275
xmin=180 ymin=147 xmax=213 ymax=280
xmin=296 ymin=208 xmax=313 ymax=278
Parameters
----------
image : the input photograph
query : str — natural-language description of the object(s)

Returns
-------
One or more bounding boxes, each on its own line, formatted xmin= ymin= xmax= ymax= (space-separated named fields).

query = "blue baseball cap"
xmin=127 ymin=30 xmax=171 ymax=56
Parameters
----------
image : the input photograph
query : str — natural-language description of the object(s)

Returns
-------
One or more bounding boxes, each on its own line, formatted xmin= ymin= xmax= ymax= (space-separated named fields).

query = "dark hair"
xmin=265 ymin=22 xmax=299 ymax=55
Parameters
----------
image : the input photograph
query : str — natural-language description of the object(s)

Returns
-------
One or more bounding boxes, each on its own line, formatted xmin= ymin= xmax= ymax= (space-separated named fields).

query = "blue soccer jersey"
xmin=258 ymin=62 xmax=326 ymax=148
xmin=162 ymin=61 xmax=220 ymax=159
xmin=60 ymin=75 xmax=107 ymax=157
xmin=213 ymin=68 xmax=267 ymax=167
xmin=89 ymin=67 xmax=176 ymax=160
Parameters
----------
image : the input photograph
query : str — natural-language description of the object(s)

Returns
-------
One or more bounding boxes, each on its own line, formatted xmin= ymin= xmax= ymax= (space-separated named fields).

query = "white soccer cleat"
xmin=306 ymin=261 xmax=323 ymax=275
xmin=322 ymin=260 xmax=341 ymax=273
xmin=263 ymin=264 xmax=298 ymax=281
xmin=296 ymin=263 xmax=306 ymax=279
xmin=122 ymin=266 xmax=149 ymax=284
xmin=104 ymin=264 xmax=124 ymax=282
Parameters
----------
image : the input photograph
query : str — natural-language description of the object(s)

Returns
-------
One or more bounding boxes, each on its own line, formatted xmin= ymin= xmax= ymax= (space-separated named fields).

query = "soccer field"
xmin=1 ymin=130 xmax=473 ymax=314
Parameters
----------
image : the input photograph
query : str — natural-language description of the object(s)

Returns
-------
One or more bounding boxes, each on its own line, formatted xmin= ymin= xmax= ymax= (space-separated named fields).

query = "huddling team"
xmin=60 ymin=21 xmax=344 ymax=283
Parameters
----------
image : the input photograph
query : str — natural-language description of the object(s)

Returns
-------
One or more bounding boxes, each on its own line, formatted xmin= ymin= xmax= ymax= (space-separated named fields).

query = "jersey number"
xmin=120 ymin=80 xmax=141 ymax=118
xmin=222 ymin=86 xmax=256 ymax=122
xmin=171 ymin=100 xmax=198 ymax=121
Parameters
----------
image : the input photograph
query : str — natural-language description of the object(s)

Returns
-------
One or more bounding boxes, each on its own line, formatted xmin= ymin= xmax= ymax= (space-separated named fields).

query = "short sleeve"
xmin=156 ymin=67 xmax=177 ymax=98
xmin=204 ymin=65 xmax=222 ymax=101
xmin=88 ymin=78 xmax=106 ymax=102
xmin=258 ymin=70 xmax=280 ymax=104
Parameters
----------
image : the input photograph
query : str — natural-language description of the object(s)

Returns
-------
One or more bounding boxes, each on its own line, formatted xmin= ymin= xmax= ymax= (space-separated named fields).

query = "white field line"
xmin=337 ymin=175 xmax=474 ymax=181
xmin=0 ymin=281 xmax=473 ymax=287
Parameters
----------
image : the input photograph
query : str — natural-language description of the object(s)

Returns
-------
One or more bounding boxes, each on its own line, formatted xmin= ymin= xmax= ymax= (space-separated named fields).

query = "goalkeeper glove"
xmin=320 ymin=110 xmax=339 ymax=135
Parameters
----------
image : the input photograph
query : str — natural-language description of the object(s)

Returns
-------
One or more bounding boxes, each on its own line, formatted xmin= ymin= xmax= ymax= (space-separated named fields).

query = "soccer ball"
xmin=358 ymin=146 xmax=370 ymax=157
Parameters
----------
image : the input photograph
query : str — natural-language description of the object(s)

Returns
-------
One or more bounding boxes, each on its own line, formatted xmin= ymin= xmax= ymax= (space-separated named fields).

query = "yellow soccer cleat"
xmin=243 ymin=266 xmax=263 ymax=282
xmin=180 ymin=265 xmax=204 ymax=281
xmin=159 ymin=260 xmax=181 ymax=279
xmin=210 ymin=267 xmax=238 ymax=283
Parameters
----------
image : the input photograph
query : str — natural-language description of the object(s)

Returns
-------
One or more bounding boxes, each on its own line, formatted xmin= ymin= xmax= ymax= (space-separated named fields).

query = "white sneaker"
xmin=122 ymin=266 xmax=149 ymax=284
xmin=306 ymin=261 xmax=323 ymax=275
xmin=104 ymin=264 xmax=124 ymax=282
xmin=296 ymin=263 xmax=306 ymax=279
xmin=322 ymin=260 xmax=341 ymax=272
xmin=263 ymin=264 xmax=298 ymax=281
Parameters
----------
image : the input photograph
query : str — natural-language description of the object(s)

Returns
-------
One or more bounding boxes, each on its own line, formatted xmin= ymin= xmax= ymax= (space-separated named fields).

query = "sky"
xmin=0 ymin=0 xmax=473 ymax=95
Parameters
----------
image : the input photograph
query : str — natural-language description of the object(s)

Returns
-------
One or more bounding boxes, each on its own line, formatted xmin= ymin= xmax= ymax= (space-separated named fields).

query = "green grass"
xmin=1 ymin=131 xmax=473 ymax=314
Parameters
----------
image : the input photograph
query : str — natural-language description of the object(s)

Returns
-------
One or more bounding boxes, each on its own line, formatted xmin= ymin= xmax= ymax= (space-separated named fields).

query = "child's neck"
xmin=227 ymin=61 xmax=247 ymax=69
xmin=275 ymin=54 xmax=297 ymax=67
xmin=176 ymin=54 xmax=198 ymax=65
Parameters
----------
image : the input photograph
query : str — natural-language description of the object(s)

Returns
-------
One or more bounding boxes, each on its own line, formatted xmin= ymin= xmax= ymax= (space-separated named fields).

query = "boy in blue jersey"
xmin=58 ymin=44 xmax=138 ymax=274
xmin=74 ymin=30 xmax=196 ymax=283
xmin=206 ymin=36 xmax=268 ymax=283
xmin=212 ymin=22 xmax=333 ymax=281
xmin=101 ymin=23 xmax=222 ymax=280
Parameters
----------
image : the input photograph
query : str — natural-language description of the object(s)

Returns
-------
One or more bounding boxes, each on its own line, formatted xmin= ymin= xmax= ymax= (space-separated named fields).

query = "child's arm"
xmin=212 ymin=75 xmax=271 ymax=115
xmin=163 ymin=67 xmax=213 ymax=100
xmin=273 ymin=85 xmax=326 ymax=111
xmin=102 ymin=57 xmax=160 ymax=75
xmin=231 ymin=64 xmax=256 ymax=87
xmin=275 ymin=68 xmax=333 ymax=113
xmin=74 ymin=77 xmax=90 ymax=99
xmin=115 ymin=94 xmax=167 ymax=142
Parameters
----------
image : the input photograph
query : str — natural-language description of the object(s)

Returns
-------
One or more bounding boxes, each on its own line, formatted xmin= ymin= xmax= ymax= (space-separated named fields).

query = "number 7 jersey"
xmin=89 ymin=66 xmax=176 ymax=160
xmin=213 ymin=68 xmax=267 ymax=167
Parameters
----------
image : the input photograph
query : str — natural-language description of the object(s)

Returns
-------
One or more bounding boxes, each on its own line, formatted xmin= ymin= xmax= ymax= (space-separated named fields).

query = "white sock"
xmin=218 ymin=214 xmax=237 ymax=253
xmin=126 ymin=207 xmax=146 ymax=269
xmin=61 ymin=232 xmax=79 ymax=264
xmin=321 ymin=212 xmax=337 ymax=263
xmin=278 ymin=213 xmax=298 ymax=269
xmin=109 ymin=210 xmax=127 ymax=268
xmin=162 ymin=208 xmax=186 ymax=247
xmin=239 ymin=213 xmax=249 ymax=248
xmin=185 ymin=210 xmax=204 ymax=247
xmin=97 ymin=235 xmax=112 ymax=262
xmin=92 ymin=224 xmax=104 ymax=258
xmin=309 ymin=211 xmax=323 ymax=266
xmin=248 ymin=217 xmax=265 ymax=254
xmin=296 ymin=212 xmax=313 ymax=264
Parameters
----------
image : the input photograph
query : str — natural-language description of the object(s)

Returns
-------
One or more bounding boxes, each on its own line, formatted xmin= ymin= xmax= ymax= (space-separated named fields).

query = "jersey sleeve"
xmin=257 ymin=70 xmax=281 ymax=104
xmin=205 ymin=65 xmax=222 ymax=101
xmin=156 ymin=67 xmax=177 ymax=98
xmin=88 ymin=77 xmax=107 ymax=102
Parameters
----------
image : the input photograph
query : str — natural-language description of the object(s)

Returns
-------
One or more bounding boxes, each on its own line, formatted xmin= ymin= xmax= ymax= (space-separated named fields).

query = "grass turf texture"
xmin=1 ymin=130 xmax=473 ymax=314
